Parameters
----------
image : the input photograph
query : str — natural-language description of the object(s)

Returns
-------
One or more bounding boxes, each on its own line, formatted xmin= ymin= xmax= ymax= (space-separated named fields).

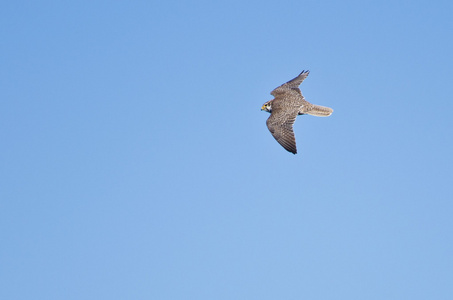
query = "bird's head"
xmin=261 ymin=101 xmax=272 ymax=113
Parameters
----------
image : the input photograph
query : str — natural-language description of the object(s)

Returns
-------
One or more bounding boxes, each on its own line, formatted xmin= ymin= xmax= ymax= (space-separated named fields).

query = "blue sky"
xmin=1 ymin=1 xmax=453 ymax=299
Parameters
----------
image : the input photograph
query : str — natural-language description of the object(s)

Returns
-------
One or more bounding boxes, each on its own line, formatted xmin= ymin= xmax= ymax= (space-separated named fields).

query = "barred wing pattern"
xmin=271 ymin=70 xmax=309 ymax=97
xmin=266 ymin=108 xmax=299 ymax=154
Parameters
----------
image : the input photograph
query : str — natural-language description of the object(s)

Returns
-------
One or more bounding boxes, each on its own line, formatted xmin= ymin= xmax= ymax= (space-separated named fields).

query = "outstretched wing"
xmin=271 ymin=70 xmax=309 ymax=97
xmin=266 ymin=108 xmax=299 ymax=154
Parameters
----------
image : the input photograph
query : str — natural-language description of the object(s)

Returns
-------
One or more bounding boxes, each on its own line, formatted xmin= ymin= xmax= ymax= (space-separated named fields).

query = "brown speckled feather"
xmin=271 ymin=70 xmax=310 ymax=97
xmin=266 ymin=105 xmax=299 ymax=154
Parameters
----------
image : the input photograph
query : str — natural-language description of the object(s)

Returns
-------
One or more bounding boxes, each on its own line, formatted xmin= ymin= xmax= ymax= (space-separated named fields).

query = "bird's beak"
xmin=261 ymin=105 xmax=265 ymax=111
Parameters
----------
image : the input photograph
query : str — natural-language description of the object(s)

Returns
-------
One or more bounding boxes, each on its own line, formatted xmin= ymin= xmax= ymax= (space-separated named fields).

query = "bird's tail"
xmin=306 ymin=104 xmax=333 ymax=117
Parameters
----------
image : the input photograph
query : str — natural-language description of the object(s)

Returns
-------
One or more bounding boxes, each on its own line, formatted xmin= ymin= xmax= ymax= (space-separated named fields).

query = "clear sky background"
xmin=1 ymin=1 xmax=453 ymax=299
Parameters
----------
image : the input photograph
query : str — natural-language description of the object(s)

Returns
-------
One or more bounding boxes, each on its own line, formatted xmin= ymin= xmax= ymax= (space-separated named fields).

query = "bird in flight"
xmin=261 ymin=70 xmax=333 ymax=154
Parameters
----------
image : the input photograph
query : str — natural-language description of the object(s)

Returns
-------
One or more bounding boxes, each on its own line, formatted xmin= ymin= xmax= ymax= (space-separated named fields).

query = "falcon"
xmin=261 ymin=70 xmax=333 ymax=154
